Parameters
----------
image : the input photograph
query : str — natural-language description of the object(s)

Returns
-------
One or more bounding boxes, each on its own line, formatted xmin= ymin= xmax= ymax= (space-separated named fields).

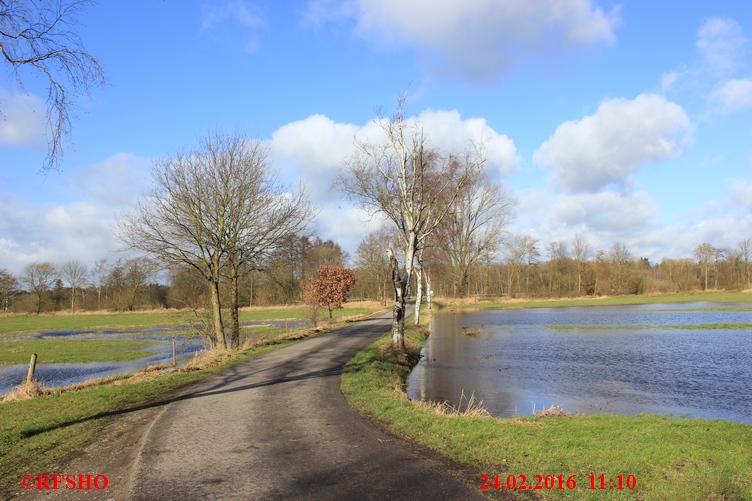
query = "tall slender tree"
xmin=0 ymin=268 xmax=19 ymax=312
xmin=434 ymin=172 xmax=515 ymax=297
xmin=60 ymin=259 xmax=88 ymax=310
xmin=336 ymin=94 xmax=484 ymax=346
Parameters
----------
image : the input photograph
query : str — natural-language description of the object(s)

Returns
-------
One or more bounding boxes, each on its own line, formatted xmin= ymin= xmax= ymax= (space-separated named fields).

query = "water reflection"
xmin=407 ymin=302 xmax=752 ymax=423
xmin=0 ymin=335 xmax=207 ymax=396
xmin=0 ymin=319 xmax=313 ymax=395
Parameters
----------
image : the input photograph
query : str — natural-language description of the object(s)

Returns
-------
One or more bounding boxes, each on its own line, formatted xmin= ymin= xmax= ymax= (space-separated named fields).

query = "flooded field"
xmin=0 ymin=320 xmax=308 ymax=395
xmin=407 ymin=302 xmax=752 ymax=423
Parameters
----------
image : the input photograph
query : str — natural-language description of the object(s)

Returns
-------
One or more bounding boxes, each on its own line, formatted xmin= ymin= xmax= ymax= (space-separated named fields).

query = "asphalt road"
xmin=126 ymin=310 xmax=486 ymax=500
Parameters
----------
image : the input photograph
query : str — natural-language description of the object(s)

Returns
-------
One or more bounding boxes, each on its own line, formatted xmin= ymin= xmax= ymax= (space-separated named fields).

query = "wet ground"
xmin=0 ymin=320 xmax=309 ymax=395
xmin=408 ymin=302 xmax=752 ymax=423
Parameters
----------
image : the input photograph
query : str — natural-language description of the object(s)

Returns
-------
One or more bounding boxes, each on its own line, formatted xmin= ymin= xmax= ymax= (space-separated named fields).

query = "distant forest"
xmin=1 ymin=234 xmax=748 ymax=315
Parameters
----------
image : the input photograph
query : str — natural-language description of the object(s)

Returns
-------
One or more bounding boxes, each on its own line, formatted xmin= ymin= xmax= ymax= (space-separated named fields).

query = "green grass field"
xmin=0 ymin=302 xmax=380 ymax=334
xmin=342 ymin=300 xmax=752 ymax=500
xmin=0 ymin=303 xmax=384 ymax=499
xmin=0 ymin=339 xmax=160 ymax=365
xmin=0 ymin=343 xmax=291 ymax=499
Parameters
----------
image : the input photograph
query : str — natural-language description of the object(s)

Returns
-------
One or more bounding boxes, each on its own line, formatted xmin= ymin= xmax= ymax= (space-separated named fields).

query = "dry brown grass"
xmin=531 ymin=403 xmax=584 ymax=417
xmin=1 ymin=381 xmax=53 ymax=402
xmin=461 ymin=325 xmax=483 ymax=337
xmin=378 ymin=339 xmax=422 ymax=366
xmin=416 ymin=390 xmax=492 ymax=418
xmin=240 ymin=299 xmax=383 ymax=312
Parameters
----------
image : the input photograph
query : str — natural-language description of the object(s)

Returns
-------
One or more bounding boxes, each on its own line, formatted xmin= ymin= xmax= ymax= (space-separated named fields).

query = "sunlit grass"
xmin=342 ymin=305 xmax=752 ymax=500
xmin=0 ymin=339 xmax=160 ymax=365
xmin=0 ymin=305 xmax=385 ymax=499
xmin=0 ymin=301 xmax=381 ymax=334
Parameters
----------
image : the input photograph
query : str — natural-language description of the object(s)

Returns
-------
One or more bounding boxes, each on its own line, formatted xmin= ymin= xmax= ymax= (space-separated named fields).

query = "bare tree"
xmin=0 ymin=0 xmax=107 ymax=171
xmin=60 ymin=259 xmax=87 ymax=310
xmin=608 ymin=242 xmax=635 ymax=295
xmin=0 ymin=268 xmax=19 ymax=312
xmin=106 ymin=257 xmax=157 ymax=311
xmin=660 ymin=258 xmax=699 ymax=292
xmin=571 ymin=234 xmax=592 ymax=295
xmin=505 ymin=235 xmax=538 ymax=298
xmin=546 ymin=241 xmax=569 ymax=297
xmin=694 ymin=243 xmax=719 ymax=291
xmin=737 ymin=239 xmax=751 ymax=289
xmin=353 ymin=227 xmax=393 ymax=305
xmin=91 ymin=257 xmax=109 ymax=309
xmin=21 ymin=261 xmax=57 ymax=313
xmin=336 ymin=94 xmax=484 ymax=346
xmin=434 ymin=173 xmax=515 ymax=297
xmin=119 ymin=130 xmax=314 ymax=350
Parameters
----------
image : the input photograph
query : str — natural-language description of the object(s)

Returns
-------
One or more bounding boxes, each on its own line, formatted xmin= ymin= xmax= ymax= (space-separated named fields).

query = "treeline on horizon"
xmin=1 ymin=233 xmax=749 ymax=315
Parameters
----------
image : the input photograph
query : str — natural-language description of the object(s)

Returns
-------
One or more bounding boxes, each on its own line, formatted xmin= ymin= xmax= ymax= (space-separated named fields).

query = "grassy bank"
xmin=0 ymin=305 xmax=383 ymax=499
xmin=445 ymin=291 xmax=752 ymax=311
xmin=342 ymin=306 xmax=752 ymax=500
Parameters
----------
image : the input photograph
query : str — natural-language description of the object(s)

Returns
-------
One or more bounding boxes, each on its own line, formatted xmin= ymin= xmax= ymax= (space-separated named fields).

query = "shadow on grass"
xmin=18 ymin=313 xmax=395 ymax=439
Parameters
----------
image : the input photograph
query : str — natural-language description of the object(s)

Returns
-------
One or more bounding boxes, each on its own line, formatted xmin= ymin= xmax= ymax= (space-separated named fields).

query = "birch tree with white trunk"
xmin=336 ymin=94 xmax=484 ymax=347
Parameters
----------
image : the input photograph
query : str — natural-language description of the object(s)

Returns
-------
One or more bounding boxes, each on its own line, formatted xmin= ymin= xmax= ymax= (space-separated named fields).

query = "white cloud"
xmin=731 ymin=179 xmax=752 ymax=212
xmin=416 ymin=110 xmax=519 ymax=176
xmin=0 ymin=154 xmax=153 ymax=275
xmin=660 ymin=71 xmax=681 ymax=92
xmin=201 ymin=1 xmax=265 ymax=52
xmin=552 ymin=189 xmax=657 ymax=231
xmin=696 ymin=18 xmax=749 ymax=76
xmin=514 ymin=185 xmax=752 ymax=262
xmin=0 ymin=195 xmax=120 ymax=275
xmin=0 ymin=89 xmax=46 ymax=149
xmin=71 ymin=153 xmax=152 ymax=207
xmin=534 ymin=94 xmax=692 ymax=192
xmin=268 ymin=109 xmax=518 ymax=201
xmin=268 ymin=109 xmax=518 ymax=258
xmin=305 ymin=0 xmax=619 ymax=81
xmin=709 ymin=78 xmax=752 ymax=114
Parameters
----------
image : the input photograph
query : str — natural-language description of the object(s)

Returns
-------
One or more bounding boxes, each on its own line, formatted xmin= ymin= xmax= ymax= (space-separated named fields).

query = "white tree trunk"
xmin=388 ymin=248 xmax=412 ymax=348
xmin=414 ymin=261 xmax=423 ymax=325
xmin=425 ymin=265 xmax=432 ymax=311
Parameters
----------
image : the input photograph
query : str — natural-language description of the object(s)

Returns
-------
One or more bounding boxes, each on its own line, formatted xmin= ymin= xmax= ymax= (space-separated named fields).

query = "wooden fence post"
xmin=26 ymin=353 xmax=38 ymax=385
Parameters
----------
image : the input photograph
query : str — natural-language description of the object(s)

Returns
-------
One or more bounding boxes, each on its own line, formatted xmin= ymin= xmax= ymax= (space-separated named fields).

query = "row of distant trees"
xmin=3 ymin=2 xmax=748 ymax=348
xmin=2 ymin=235 xmax=748 ymax=315
xmin=351 ymin=233 xmax=752 ymax=300
xmin=0 ymin=236 xmax=350 ymax=314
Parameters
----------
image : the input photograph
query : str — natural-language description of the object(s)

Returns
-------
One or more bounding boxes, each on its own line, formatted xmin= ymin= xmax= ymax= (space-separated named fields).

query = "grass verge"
xmin=546 ymin=323 xmax=752 ymax=331
xmin=445 ymin=291 xmax=752 ymax=311
xmin=0 ymin=308 xmax=383 ymax=499
xmin=342 ymin=306 xmax=752 ymax=500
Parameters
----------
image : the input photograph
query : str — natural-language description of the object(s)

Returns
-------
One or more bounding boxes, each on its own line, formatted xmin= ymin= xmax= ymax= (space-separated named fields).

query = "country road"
xmin=126 ymin=309 xmax=486 ymax=500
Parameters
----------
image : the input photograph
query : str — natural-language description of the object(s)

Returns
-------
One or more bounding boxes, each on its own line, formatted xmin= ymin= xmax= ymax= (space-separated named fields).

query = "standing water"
xmin=407 ymin=303 xmax=752 ymax=423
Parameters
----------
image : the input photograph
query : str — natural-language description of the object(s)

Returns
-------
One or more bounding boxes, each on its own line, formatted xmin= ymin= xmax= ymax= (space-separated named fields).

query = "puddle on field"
xmin=0 ymin=320 xmax=310 ymax=395
xmin=407 ymin=302 xmax=752 ymax=424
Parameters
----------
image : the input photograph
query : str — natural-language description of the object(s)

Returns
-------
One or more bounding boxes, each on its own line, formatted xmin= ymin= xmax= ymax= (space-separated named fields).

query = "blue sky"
xmin=2 ymin=0 xmax=752 ymax=276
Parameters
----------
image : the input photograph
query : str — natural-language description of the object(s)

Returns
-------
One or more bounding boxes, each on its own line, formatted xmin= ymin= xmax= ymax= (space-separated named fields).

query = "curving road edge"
xmin=125 ymin=309 xmax=486 ymax=500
